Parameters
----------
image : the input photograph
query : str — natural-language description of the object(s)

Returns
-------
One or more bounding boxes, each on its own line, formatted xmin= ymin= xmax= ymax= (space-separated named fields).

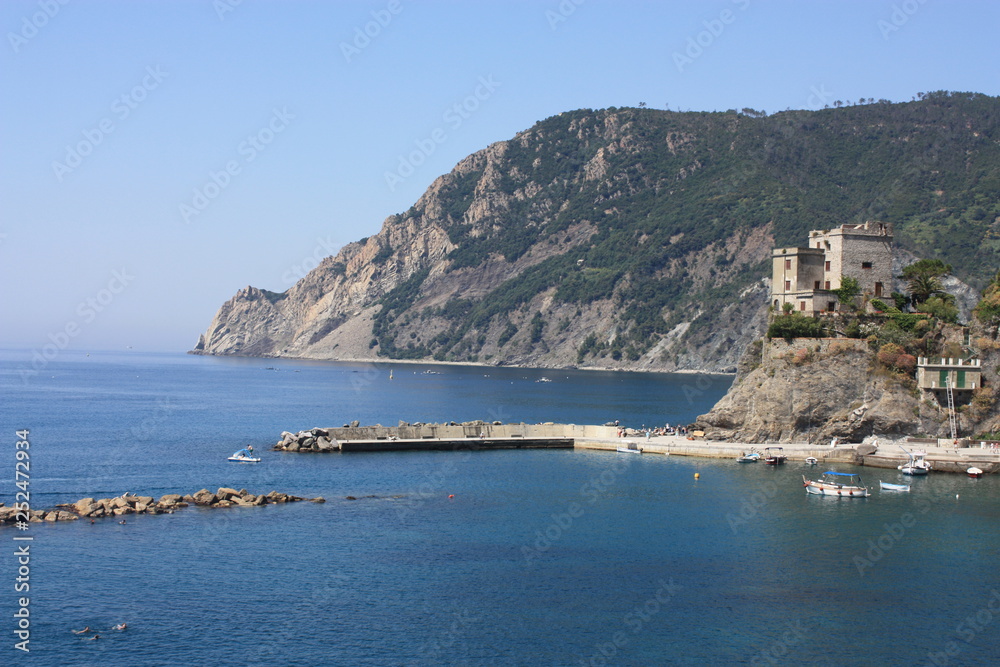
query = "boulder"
xmin=216 ymin=487 xmax=240 ymax=500
xmin=253 ymin=495 xmax=268 ymax=506
xmin=57 ymin=511 xmax=78 ymax=521
xmin=286 ymin=441 xmax=300 ymax=452
xmin=310 ymin=497 xmax=326 ymax=503
xmin=316 ymin=437 xmax=337 ymax=451
xmin=74 ymin=497 xmax=95 ymax=513
xmin=182 ymin=495 xmax=195 ymax=503
xmin=159 ymin=494 xmax=182 ymax=506
xmin=311 ymin=428 xmax=329 ymax=437
xmin=44 ymin=511 xmax=59 ymax=522
xmin=111 ymin=497 xmax=129 ymax=509
xmin=78 ymin=503 xmax=100 ymax=517
xmin=135 ymin=503 xmax=149 ymax=513
xmin=301 ymin=437 xmax=317 ymax=449
xmin=137 ymin=496 xmax=154 ymax=506
xmin=350 ymin=420 xmax=360 ymax=427
xmin=193 ymin=490 xmax=217 ymax=505
xmin=215 ymin=500 xmax=232 ymax=508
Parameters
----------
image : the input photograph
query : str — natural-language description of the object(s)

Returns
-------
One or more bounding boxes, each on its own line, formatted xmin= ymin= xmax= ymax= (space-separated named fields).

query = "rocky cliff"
xmin=696 ymin=324 xmax=1000 ymax=443
xmin=193 ymin=94 xmax=1000 ymax=371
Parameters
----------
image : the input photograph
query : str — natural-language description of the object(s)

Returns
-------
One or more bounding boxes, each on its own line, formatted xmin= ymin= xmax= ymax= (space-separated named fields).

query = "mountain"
xmin=193 ymin=92 xmax=1000 ymax=371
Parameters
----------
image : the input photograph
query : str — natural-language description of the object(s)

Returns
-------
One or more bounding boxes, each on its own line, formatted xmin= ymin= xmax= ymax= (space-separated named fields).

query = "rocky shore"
xmin=0 ymin=487 xmax=325 ymax=527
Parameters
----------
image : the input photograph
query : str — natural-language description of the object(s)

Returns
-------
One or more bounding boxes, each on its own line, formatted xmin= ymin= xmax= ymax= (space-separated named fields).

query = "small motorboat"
xmin=805 ymin=456 xmax=818 ymax=466
xmin=967 ymin=467 xmax=984 ymax=478
xmin=898 ymin=449 xmax=931 ymax=475
xmin=879 ymin=480 xmax=910 ymax=492
xmin=803 ymin=471 xmax=870 ymax=497
xmin=228 ymin=448 xmax=261 ymax=463
xmin=616 ymin=443 xmax=643 ymax=454
xmin=736 ymin=451 xmax=761 ymax=463
xmin=763 ymin=447 xmax=786 ymax=466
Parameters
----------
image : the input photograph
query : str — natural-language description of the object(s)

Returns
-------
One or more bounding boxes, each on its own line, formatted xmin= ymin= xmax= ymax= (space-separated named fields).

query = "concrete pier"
xmin=277 ymin=423 xmax=1000 ymax=474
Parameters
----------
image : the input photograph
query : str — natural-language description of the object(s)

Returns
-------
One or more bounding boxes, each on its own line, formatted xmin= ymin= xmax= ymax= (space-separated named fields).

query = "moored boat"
xmin=616 ymin=443 xmax=643 ymax=454
xmin=898 ymin=449 xmax=931 ymax=475
xmin=967 ymin=467 xmax=984 ymax=478
xmin=805 ymin=456 xmax=818 ymax=466
xmin=879 ymin=480 xmax=910 ymax=492
xmin=764 ymin=447 xmax=786 ymax=466
xmin=736 ymin=451 xmax=761 ymax=463
xmin=804 ymin=471 xmax=870 ymax=497
xmin=228 ymin=447 xmax=261 ymax=463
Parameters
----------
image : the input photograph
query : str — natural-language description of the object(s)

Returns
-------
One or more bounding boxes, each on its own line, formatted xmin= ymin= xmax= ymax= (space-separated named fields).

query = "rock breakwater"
xmin=0 ymin=487 xmax=325 ymax=527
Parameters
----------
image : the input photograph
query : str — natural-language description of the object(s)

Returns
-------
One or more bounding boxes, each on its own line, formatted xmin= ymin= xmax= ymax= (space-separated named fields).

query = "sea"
xmin=1 ymin=348 xmax=999 ymax=666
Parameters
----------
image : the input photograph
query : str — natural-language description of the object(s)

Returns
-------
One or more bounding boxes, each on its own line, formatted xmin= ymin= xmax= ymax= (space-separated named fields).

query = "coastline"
xmin=187 ymin=349 xmax=736 ymax=376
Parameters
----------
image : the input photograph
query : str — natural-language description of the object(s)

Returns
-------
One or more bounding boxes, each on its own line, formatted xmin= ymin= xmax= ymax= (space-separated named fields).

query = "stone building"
xmin=771 ymin=221 xmax=893 ymax=315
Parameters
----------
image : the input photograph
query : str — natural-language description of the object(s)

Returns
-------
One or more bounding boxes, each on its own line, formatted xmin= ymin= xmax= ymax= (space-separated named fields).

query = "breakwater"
xmin=275 ymin=422 xmax=1000 ymax=474
xmin=0 ymin=487 xmax=324 ymax=527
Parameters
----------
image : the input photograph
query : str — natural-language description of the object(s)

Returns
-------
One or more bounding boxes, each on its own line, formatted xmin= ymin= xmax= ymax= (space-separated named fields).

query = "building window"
xmin=785 ymin=259 xmax=791 ymax=270
xmin=875 ymin=282 xmax=883 ymax=297
xmin=825 ymin=260 xmax=830 ymax=271
xmin=799 ymin=301 xmax=806 ymax=311
xmin=785 ymin=280 xmax=791 ymax=291
xmin=814 ymin=281 xmax=820 ymax=290
xmin=817 ymin=243 xmax=822 ymax=249
xmin=862 ymin=261 xmax=873 ymax=269
xmin=824 ymin=280 xmax=831 ymax=290
xmin=828 ymin=302 xmax=836 ymax=312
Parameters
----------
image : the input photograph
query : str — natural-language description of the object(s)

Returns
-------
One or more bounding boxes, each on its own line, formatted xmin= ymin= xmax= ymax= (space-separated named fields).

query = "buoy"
xmin=694 ymin=473 xmax=700 ymax=479
xmin=448 ymin=494 xmax=455 ymax=499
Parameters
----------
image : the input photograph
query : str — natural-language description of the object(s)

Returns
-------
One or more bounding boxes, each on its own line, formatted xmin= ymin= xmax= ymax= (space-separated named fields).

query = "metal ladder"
xmin=946 ymin=378 xmax=958 ymax=440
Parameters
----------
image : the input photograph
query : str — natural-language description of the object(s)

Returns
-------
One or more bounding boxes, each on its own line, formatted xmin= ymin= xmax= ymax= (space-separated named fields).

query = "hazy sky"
xmin=2 ymin=0 xmax=999 ymax=353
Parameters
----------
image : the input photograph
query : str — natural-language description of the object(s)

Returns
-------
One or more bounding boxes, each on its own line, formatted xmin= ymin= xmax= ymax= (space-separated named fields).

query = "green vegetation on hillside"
xmin=370 ymin=92 xmax=1000 ymax=363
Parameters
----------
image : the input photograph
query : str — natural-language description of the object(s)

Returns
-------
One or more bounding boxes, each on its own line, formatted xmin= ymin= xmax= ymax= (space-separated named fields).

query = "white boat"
xmin=879 ymin=480 xmax=910 ymax=492
xmin=805 ymin=456 xmax=818 ymax=466
xmin=228 ymin=448 xmax=261 ymax=463
xmin=803 ymin=471 xmax=870 ymax=497
xmin=898 ymin=449 xmax=931 ymax=475
xmin=736 ymin=451 xmax=761 ymax=463
xmin=763 ymin=447 xmax=786 ymax=466
xmin=967 ymin=467 xmax=984 ymax=478
xmin=616 ymin=443 xmax=643 ymax=454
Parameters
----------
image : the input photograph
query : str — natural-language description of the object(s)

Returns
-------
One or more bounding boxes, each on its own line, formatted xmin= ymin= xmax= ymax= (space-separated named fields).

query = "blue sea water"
xmin=2 ymin=349 xmax=999 ymax=666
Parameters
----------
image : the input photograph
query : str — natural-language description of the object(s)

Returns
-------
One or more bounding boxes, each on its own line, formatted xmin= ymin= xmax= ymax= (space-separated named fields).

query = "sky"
xmin=2 ymin=0 xmax=999 ymax=354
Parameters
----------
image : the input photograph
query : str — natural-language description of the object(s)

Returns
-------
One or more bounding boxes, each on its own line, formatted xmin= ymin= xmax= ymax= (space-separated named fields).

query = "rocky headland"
xmin=696 ymin=321 xmax=1000 ymax=444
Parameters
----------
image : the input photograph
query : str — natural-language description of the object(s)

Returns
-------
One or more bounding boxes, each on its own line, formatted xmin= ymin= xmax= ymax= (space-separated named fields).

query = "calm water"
xmin=2 ymin=350 xmax=999 ymax=666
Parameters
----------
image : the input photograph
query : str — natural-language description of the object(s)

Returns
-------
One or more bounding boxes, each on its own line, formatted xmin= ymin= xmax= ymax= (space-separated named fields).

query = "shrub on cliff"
xmin=766 ymin=313 xmax=827 ymax=342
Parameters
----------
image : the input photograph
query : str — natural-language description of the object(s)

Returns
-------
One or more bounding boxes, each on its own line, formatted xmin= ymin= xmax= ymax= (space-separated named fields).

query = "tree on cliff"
xmin=974 ymin=269 xmax=1000 ymax=328
xmin=902 ymin=259 xmax=952 ymax=306
xmin=834 ymin=276 xmax=861 ymax=310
